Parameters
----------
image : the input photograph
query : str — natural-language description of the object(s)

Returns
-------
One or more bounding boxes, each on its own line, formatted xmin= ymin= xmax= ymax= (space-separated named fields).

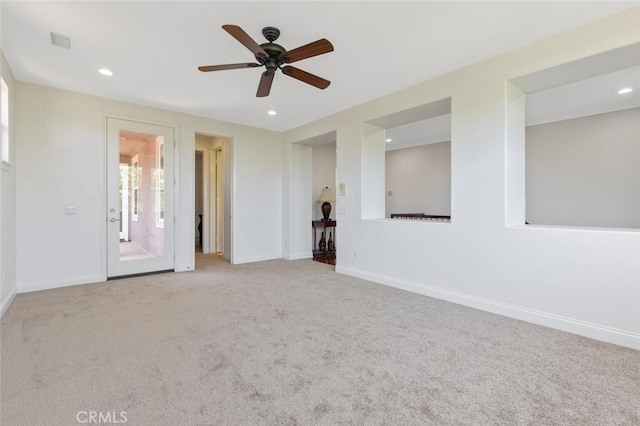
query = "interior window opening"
xmin=366 ymin=97 xmax=452 ymax=223
xmin=522 ymin=63 xmax=640 ymax=229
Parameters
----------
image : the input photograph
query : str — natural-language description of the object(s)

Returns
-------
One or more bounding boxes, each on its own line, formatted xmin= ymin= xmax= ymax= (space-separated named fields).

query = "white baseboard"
xmin=1 ymin=285 xmax=17 ymax=318
xmin=233 ymin=253 xmax=282 ymax=265
xmin=283 ymin=251 xmax=312 ymax=260
xmin=175 ymin=264 xmax=195 ymax=272
xmin=19 ymin=274 xmax=104 ymax=294
xmin=336 ymin=265 xmax=640 ymax=350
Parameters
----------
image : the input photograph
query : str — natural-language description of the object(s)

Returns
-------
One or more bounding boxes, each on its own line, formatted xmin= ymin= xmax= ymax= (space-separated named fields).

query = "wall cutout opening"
xmin=511 ymin=43 xmax=640 ymax=229
xmin=366 ymin=98 xmax=451 ymax=222
xmin=292 ymin=131 xmax=337 ymax=264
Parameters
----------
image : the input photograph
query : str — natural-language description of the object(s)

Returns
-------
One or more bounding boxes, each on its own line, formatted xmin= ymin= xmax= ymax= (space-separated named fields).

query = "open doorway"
xmin=195 ymin=133 xmax=231 ymax=260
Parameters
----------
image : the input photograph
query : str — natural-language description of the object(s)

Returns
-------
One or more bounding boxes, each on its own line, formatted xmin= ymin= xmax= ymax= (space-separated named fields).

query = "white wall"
xmin=284 ymin=7 xmax=640 ymax=349
xmin=14 ymin=82 xmax=282 ymax=293
xmin=385 ymin=141 xmax=451 ymax=217
xmin=311 ymin=141 xmax=337 ymax=220
xmin=1 ymin=49 xmax=17 ymax=317
xmin=284 ymin=144 xmax=312 ymax=260
xmin=232 ymin=131 xmax=283 ymax=263
xmin=526 ymin=107 xmax=639 ymax=228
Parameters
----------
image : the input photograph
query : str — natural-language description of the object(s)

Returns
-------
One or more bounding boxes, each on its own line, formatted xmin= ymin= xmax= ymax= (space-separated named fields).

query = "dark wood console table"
xmin=312 ymin=220 xmax=336 ymax=265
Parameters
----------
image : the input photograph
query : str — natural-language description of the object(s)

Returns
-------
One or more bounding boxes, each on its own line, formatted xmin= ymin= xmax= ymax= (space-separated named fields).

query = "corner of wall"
xmin=0 ymin=285 xmax=17 ymax=318
xmin=1 ymin=49 xmax=18 ymax=319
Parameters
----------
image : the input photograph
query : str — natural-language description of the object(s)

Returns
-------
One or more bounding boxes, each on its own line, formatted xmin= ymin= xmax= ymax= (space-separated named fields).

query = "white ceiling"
xmin=1 ymin=1 xmax=638 ymax=133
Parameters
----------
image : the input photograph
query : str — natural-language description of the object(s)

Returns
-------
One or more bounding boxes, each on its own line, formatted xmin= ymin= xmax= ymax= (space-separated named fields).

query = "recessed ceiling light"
xmin=98 ymin=68 xmax=114 ymax=76
xmin=385 ymin=138 xmax=392 ymax=142
xmin=617 ymin=88 xmax=633 ymax=94
xmin=267 ymin=110 xmax=277 ymax=116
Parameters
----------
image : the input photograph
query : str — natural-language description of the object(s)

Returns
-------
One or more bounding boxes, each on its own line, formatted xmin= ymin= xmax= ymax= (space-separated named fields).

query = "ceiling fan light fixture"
xmin=198 ymin=25 xmax=333 ymax=97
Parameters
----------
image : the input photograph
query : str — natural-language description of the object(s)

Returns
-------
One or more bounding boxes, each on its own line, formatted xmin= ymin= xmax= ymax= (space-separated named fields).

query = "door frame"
xmin=201 ymin=147 xmax=223 ymax=254
xmin=194 ymin=132 xmax=233 ymax=262
xmin=105 ymin=116 xmax=177 ymax=278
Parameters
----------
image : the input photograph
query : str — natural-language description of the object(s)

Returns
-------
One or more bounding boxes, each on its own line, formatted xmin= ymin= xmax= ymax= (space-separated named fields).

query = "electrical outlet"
xmin=65 ymin=206 xmax=77 ymax=215
xmin=353 ymin=250 xmax=359 ymax=259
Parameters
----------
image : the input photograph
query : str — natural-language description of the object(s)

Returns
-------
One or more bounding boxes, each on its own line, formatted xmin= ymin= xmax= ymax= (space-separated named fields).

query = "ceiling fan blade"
xmin=222 ymin=24 xmax=269 ymax=62
xmin=281 ymin=66 xmax=330 ymax=90
xmin=256 ymin=71 xmax=275 ymax=97
xmin=198 ymin=63 xmax=261 ymax=72
xmin=279 ymin=39 xmax=334 ymax=64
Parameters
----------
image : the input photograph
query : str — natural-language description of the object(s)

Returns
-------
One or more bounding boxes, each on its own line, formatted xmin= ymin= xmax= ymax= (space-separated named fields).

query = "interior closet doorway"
xmin=195 ymin=133 xmax=230 ymax=259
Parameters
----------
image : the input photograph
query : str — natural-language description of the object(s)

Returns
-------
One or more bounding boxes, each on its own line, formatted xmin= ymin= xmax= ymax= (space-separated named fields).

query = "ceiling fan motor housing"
xmin=258 ymin=42 xmax=287 ymax=71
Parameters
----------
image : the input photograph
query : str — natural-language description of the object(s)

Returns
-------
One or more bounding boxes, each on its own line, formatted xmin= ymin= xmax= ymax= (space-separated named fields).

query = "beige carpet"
xmin=2 ymin=254 xmax=639 ymax=425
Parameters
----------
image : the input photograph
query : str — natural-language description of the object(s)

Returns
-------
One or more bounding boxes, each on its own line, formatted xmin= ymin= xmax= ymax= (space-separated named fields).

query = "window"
xmin=131 ymin=155 xmax=140 ymax=222
xmin=1 ymin=77 xmax=9 ymax=166
xmin=155 ymin=137 xmax=165 ymax=228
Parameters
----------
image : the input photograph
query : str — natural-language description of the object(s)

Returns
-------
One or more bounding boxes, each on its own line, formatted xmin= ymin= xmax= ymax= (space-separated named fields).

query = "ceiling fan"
xmin=198 ymin=25 xmax=334 ymax=97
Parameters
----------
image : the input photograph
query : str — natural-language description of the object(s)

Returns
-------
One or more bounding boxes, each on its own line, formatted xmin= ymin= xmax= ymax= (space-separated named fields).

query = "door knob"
xmin=109 ymin=217 xmax=120 ymax=222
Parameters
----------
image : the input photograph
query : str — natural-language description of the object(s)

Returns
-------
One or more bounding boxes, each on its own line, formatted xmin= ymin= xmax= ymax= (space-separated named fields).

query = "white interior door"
xmin=216 ymin=149 xmax=223 ymax=252
xmin=107 ymin=118 xmax=175 ymax=277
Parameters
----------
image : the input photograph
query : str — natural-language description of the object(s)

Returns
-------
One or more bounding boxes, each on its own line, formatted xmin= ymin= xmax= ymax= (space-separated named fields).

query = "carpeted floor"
xmin=1 ymin=254 xmax=639 ymax=425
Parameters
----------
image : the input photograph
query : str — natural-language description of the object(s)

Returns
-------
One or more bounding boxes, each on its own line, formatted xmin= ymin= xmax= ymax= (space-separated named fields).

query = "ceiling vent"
xmin=50 ymin=32 xmax=72 ymax=49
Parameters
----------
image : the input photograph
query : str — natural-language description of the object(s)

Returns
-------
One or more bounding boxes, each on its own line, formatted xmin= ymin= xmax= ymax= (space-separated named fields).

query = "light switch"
xmin=339 ymin=182 xmax=347 ymax=196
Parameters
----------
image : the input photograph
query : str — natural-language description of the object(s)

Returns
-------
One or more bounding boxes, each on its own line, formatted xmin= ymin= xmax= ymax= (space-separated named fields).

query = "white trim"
xmin=18 ymin=274 xmax=104 ymax=294
xmin=200 ymin=149 xmax=211 ymax=254
xmin=0 ymin=285 xmax=17 ymax=318
xmin=1 ymin=76 xmax=10 ymax=166
xmin=283 ymin=251 xmax=312 ymax=260
xmin=174 ymin=264 xmax=194 ymax=272
xmin=233 ymin=253 xmax=281 ymax=265
xmin=336 ymin=265 xmax=640 ymax=350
